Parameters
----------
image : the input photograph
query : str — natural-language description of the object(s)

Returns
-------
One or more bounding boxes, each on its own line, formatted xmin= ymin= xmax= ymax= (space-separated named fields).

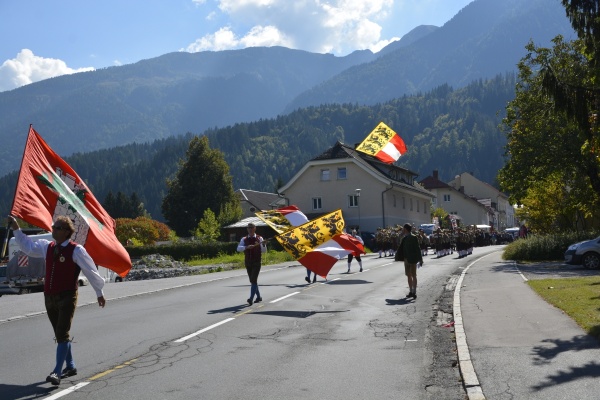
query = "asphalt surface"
xmin=458 ymin=253 xmax=600 ymax=399
xmin=2 ymin=251 xmax=599 ymax=399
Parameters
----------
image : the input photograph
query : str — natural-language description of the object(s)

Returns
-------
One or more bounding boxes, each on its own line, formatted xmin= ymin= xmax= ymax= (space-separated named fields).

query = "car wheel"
xmin=115 ymin=277 xmax=123 ymax=283
xmin=18 ymin=288 xmax=31 ymax=295
xmin=78 ymin=279 xmax=85 ymax=286
xmin=582 ymin=252 xmax=600 ymax=269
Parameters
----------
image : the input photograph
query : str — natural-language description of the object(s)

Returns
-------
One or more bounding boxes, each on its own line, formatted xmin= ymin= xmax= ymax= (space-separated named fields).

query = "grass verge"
xmin=184 ymin=250 xmax=295 ymax=269
xmin=528 ymin=276 xmax=600 ymax=340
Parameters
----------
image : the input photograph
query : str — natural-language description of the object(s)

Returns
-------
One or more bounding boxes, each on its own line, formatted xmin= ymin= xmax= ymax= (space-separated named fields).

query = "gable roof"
xmin=280 ymin=141 xmax=433 ymax=198
xmin=236 ymin=189 xmax=285 ymax=210
xmin=419 ymin=174 xmax=452 ymax=190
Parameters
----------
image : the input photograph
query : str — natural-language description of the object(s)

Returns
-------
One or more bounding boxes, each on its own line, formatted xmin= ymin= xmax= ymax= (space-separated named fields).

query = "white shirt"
xmin=14 ymin=229 xmax=105 ymax=297
xmin=236 ymin=234 xmax=267 ymax=253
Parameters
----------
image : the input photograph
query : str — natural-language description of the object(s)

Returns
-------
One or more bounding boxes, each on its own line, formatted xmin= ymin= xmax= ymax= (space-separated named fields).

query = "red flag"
xmin=10 ymin=126 xmax=131 ymax=277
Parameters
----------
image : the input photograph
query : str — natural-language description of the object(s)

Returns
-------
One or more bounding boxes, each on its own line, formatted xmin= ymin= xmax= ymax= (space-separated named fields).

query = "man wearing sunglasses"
xmin=8 ymin=215 xmax=106 ymax=386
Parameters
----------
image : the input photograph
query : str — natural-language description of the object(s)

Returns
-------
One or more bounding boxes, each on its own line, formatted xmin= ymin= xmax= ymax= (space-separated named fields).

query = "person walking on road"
xmin=237 ymin=222 xmax=267 ymax=305
xmin=395 ymin=223 xmax=423 ymax=299
xmin=8 ymin=215 xmax=106 ymax=386
xmin=305 ymin=267 xmax=317 ymax=283
xmin=347 ymin=229 xmax=364 ymax=273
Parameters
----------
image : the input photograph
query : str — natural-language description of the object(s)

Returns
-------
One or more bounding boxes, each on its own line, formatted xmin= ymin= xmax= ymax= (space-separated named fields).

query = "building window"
xmin=321 ymin=169 xmax=330 ymax=181
xmin=443 ymin=194 xmax=451 ymax=202
xmin=417 ymin=200 xmax=420 ymax=212
xmin=337 ymin=167 xmax=347 ymax=180
xmin=424 ymin=201 xmax=428 ymax=213
xmin=312 ymin=197 xmax=322 ymax=210
xmin=349 ymin=195 xmax=359 ymax=207
xmin=410 ymin=198 xmax=413 ymax=211
xmin=432 ymin=197 xmax=437 ymax=205
xmin=403 ymin=197 xmax=406 ymax=209
xmin=393 ymin=195 xmax=397 ymax=208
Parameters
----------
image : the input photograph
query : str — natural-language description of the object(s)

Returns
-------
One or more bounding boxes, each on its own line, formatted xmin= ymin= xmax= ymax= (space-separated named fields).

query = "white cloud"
xmin=0 ymin=49 xmax=94 ymax=92
xmin=187 ymin=0 xmax=395 ymax=55
xmin=185 ymin=25 xmax=292 ymax=52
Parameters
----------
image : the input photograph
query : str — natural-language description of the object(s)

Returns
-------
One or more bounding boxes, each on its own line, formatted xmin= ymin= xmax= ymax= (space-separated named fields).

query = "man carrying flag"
xmin=8 ymin=125 xmax=131 ymax=385
xmin=8 ymin=215 xmax=105 ymax=386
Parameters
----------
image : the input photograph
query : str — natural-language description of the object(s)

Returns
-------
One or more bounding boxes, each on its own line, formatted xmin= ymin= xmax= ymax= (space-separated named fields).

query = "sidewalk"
xmin=457 ymin=251 xmax=600 ymax=400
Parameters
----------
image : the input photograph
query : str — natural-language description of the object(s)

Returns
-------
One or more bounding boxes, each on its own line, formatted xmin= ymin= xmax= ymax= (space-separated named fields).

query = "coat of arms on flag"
xmin=9 ymin=126 xmax=131 ymax=277
xmin=270 ymin=208 xmax=365 ymax=278
xmin=355 ymin=122 xmax=407 ymax=164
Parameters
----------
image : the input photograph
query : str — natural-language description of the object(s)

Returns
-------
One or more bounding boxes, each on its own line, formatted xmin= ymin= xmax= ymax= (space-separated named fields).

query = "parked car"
xmin=564 ymin=236 xmax=600 ymax=269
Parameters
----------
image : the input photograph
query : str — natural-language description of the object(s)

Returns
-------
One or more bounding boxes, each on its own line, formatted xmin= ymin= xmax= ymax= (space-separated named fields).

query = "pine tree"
xmin=162 ymin=136 xmax=241 ymax=236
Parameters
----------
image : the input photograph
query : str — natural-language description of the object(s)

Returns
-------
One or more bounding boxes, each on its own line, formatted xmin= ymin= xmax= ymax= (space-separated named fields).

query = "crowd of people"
xmin=373 ymin=224 xmax=509 ymax=259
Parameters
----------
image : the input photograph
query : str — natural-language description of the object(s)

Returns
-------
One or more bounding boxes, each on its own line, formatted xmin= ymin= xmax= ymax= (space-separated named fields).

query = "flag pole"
xmin=3 ymin=124 xmax=33 ymax=260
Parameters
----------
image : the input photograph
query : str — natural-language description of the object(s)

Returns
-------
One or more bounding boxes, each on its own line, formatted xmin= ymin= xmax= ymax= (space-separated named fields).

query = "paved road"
xmin=1 ymin=250 xmax=482 ymax=400
xmin=459 ymin=252 xmax=600 ymax=399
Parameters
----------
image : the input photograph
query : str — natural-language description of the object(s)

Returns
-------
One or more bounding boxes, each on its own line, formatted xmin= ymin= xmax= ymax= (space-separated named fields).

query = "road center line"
xmin=174 ymin=317 xmax=235 ymax=343
xmin=269 ymin=292 xmax=300 ymax=303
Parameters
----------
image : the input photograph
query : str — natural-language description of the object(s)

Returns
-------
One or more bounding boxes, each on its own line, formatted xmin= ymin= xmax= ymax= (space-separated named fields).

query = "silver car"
xmin=564 ymin=236 xmax=600 ymax=269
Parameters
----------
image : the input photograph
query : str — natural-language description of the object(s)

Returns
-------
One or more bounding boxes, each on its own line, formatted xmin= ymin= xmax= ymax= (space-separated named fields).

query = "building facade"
xmin=277 ymin=142 xmax=435 ymax=233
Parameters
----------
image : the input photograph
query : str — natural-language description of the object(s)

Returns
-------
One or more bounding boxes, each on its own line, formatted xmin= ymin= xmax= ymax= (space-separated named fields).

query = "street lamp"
xmin=355 ymin=189 xmax=361 ymax=232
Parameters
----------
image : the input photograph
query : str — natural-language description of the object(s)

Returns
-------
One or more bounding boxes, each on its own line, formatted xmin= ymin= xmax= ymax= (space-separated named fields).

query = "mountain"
xmin=0 ymin=47 xmax=375 ymax=176
xmin=284 ymin=0 xmax=574 ymax=111
xmin=0 ymin=0 xmax=575 ymax=178
xmin=0 ymin=74 xmax=517 ymax=221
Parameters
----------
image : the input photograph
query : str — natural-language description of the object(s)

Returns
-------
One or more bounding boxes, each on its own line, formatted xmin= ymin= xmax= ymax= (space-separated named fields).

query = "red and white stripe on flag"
xmin=18 ymin=254 xmax=29 ymax=267
xmin=376 ymin=133 xmax=407 ymax=164
xmin=299 ymin=233 xmax=365 ymax=277
xmin=355 ymin=122 xmax=408 ymax=164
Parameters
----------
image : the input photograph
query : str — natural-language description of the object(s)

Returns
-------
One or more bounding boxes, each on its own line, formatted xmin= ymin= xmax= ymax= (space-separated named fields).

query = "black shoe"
xmin=247 ymin=298 xmax=253 ymax=306
xmin=46 ymin=372 xmax=61 ymax=386
xmin=406 ymin=292 xmax=413 ymax=298
xmin=312 ymin=276 xmax=317 ymax=283
xmin=61 ymin=367 xmax=77 ymax=378
xmin=411 ymin=292 xmax=417 ymax=299
xmin=255 ymin=297 xmax=262 ymax=303
xmin=359 ymin=268 xmax=363 ymax=272
xmin=305 ymin=277 xmax=310 ymax=283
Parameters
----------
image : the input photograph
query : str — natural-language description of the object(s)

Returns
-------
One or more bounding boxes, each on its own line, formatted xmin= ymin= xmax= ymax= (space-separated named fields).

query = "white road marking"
xmin=269 ymin=292 xmax=300 ymax=303
xmin=174 ymin=318 xmax=235 ymax=343
xmin=43 ymin=382 xmax=90 ymax=399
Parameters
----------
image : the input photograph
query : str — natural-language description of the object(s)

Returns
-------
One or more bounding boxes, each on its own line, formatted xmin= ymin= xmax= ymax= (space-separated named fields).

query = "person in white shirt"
xmin=8 ymin=215 xmax=105 ymax=386
xmin=236 ymin=222 xmax=267 ymax=305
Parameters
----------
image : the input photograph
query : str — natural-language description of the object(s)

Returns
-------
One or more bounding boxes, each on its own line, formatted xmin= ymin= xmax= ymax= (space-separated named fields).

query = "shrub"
xmin=502 ymin=230 xmax=600 ymax=261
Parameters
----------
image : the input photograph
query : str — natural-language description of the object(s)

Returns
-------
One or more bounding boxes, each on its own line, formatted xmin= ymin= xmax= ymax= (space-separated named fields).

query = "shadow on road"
xmin=207 ymin=304 xmax=247 ymax=314
xmin=248 ymin=310 xmax=348 ymax=318
xmin=384 ymin=298 xmax=413 ymax=305
xmin=531 ymin=334 xmax=600 ymax=391
xmin=0 ymin=382 xmax=56 ymax=400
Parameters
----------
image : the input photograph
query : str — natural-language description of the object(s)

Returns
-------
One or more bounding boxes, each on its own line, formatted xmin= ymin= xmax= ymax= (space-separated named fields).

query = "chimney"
xmin=433 ymin=170 xmax=439 ymax=179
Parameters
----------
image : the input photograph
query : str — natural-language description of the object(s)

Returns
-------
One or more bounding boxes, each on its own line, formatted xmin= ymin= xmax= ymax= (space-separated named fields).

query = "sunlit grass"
xmin=184 ymin=250 xmax=295 ymax=269
xmin=528 ymin=276 xmax=600 ymax=340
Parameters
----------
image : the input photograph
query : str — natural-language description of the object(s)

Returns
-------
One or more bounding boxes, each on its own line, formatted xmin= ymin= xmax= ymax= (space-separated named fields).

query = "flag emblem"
xmin=356 ymin=122 xmax=407 ymax=164
xmin=10 ymin=126 xmax=132 ymax=277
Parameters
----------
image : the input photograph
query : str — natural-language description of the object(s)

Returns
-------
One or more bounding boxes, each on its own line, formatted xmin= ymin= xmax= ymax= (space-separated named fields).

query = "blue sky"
xmin=0 ymin=0 xmax=473 ymax=92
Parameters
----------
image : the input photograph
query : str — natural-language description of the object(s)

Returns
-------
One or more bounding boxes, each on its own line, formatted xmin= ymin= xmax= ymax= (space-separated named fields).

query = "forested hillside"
xmin=0 ymin=74 xmax=516 ymax=222
xmin=285 ymin=0 xmax=572 ymax=111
